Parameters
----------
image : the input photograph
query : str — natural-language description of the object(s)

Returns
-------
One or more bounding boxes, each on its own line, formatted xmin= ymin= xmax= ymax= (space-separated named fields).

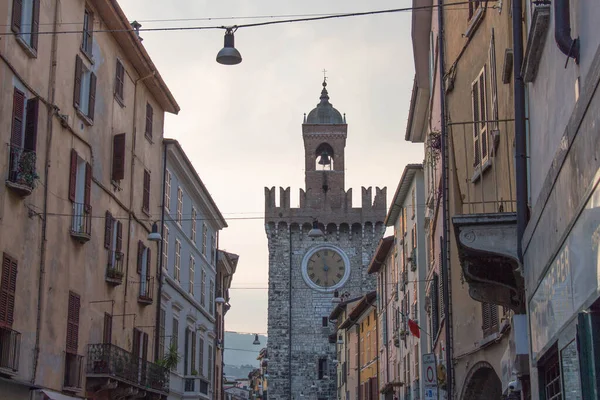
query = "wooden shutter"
xmin=88 ymin=72 xmax=96 ymax=120
xmin=11 ymin=88 xmax=25 ymax=148
xmin=31 ymin=0 xmax=40 ymax=50
xmin=146 ymin=248 xmax=151 ymax=280
xmin=11 ymin=0 xmax=22 ymax=33
xmin=132 ymin=328 xmax=140 ymax=358
xmin=73 ymin=56 xmax=83 ymax=109
xmin=66 ymin=292 xmax=80 ymax=353
xmin=142 ymin=332 xmax=148 ymax=361
xmin=115 ymin=60 xmax=124 ymax=99
xmin=24 ymin=98 xmax=39 ymax=152
xmin=191 ymin=331 xmax=196 ymax=372
xmin=472 ymin=79 xmax=480 ymax=166
xmin=103 ymin=313 xmax=112 ymax=344
xmin=116 ymin=221 xmax=123 ymax=252
xmin=85 ymin=10 xmax=94 ymax=54
xmin=489 ymin=29 xmax=499 ymax=131
xmin=137 ymin=240 xmax=144 ymax=274
xmin=68 ymin=149 xmax=78 ymax=202
xmin=104 ymin=211 xmax=113 ymax=249
xmin=112 ymin=133 xmax=126 ymax=181
xmin=84 ymin=162 xmax=92 ymax=212
xmin=0 ymin=254 xmax=18 ymax=327
xmin=143 ymin=170 xmax=150 ymax=212
xmin=145 ymin=103 xmax=153 ymax=139
xmin=184 ymin=328 xmax=189 ymax=375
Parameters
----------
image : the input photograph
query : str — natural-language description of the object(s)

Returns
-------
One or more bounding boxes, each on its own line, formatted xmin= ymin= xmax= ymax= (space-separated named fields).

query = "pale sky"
xmin=119 ymin=0 xmax=423 ymax=335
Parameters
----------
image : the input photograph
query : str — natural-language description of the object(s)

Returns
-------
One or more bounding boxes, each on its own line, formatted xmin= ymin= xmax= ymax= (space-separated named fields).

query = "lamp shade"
xmin=253 ymin=334 xmax=261 ymax=345
xmin=308 ymin=220 xmax=324 ymax=238
xmin=216 ymin=29 xmax=242 ymax=65
xmin=148 ymin=222 xmax=161 ymax=241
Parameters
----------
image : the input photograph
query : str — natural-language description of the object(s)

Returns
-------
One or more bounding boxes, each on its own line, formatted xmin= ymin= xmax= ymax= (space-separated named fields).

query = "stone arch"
xmin=290 ymin=223 xmax=300 ymax=233
xmin=326 ymin=223 xmax=337 ymax=235
xmin=302 ymin=222 xmax=312 ymax=235
xmin=315 ymin=142 xmax=335 ymax=170
xmin=375 ymin=221 xmax=385 ymax=235
xmin=267 ymin=222 xmax=276 ymax=237
xmin=351 ymin=223 xmax=362 ymax=236
xmin=277 ymin=221 xmax=288 ymax=235
xmin=461 ymin=361 xmax=502 ymax=400
xmin=364 ymin=221 xmax=373 ymax=236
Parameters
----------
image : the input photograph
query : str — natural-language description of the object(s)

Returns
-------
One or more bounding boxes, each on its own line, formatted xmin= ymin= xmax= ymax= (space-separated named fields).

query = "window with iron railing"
xmin=0 ymin=327 xmax=21 ymax=372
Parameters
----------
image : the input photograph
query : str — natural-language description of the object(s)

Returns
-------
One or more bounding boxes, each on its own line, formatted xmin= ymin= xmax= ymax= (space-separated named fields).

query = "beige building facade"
xmin=0 ymin=0 xmax=179 ymax=399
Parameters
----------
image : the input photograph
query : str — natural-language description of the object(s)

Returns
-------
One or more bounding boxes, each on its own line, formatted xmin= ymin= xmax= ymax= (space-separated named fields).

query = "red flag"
xmin=408 ymin=318 xmax=421 ymax=338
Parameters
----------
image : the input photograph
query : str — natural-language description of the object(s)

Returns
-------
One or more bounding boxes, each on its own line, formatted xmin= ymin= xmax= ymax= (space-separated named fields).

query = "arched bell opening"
xmin=315 ymin=143 xmax=334 ymax=171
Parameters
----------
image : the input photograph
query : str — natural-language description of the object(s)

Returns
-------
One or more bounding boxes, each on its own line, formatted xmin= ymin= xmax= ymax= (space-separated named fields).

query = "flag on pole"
xmin=408 ymin=318 xmax=421 ymax=338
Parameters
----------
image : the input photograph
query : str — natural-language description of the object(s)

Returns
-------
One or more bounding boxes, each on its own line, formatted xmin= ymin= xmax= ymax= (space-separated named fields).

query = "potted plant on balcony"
xmin=17 ymin=151 xmax=39 ymax=188
xmin=156 ymin=342 xmax=181 ymax=371
xmin=106 ymin=268 xmax=124 ymax=280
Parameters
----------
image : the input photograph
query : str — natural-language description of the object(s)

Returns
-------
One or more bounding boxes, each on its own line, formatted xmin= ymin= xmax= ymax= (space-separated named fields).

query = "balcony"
xmin=105 ymin=251 xmax=124 ymax=285
xmin=184 ymin=377 xmax=195 ymax=392
xmin=63 ymin=352 xmax=83 ymax=391
xmin=5 ymin=145 xmax=37 ymax=197
xmin=0 ymin=327 xmax=21 ymax=374
xmin=86 ymin=343 xmax=169 ymax=396
xmin=70 ymin=202 xmax=91 ymax=243
xmin=138 ymin=277 xmax=154 ymax=305
xmin=448 ymin=120 xmax=524 ymax=312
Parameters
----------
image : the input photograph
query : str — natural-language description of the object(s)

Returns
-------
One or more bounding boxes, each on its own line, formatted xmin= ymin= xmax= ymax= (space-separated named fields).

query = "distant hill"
xmin=224 ymin=364 xmax=256 ymax=381
xmin=223 ymin=332 xmax=268 ymax=377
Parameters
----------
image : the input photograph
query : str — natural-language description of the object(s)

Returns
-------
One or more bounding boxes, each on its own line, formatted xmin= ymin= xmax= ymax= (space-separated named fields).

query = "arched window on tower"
xmin=315 ymin=143 xmax=334 ymax=171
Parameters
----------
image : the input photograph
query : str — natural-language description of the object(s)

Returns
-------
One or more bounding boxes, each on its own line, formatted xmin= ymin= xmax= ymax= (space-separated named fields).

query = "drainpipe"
xmin=154 ymin=140 xmax=168 ymax=360
xmin=288 ymin=230 xmax=293 ymax=397
xmin=438 ymin=0 xmax=453 ymax=398
xmin=513 ymin=0 xmax=529 ymax=263
xmin=554 ymin=0 xmax=580 ymax=64
xmin=32 ymin=0 xmax=59 ymax=384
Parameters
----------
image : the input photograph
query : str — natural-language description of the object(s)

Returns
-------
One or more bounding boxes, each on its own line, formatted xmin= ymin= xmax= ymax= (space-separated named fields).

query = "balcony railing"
xmin=199 ymin=379 xmax=209 ymax=395
xmin=105 ymin=251 xmax=124 ymax=285
xmin=86 ymin=343 xmax=169 ymax=393
xmin=184 ymin=377 xmax=195 ymax=392
xmin=0 ymin=327 xmax=21 ymax=372
xmin=138 ymin=277 xmax=154 ymax=304
xmin=70 ymin=202 xmax=91 ymax=242
xmin=64 ymin=352 xmax=83 ymax=390
xmin=6 ymin=145 xmax=37 ymax=197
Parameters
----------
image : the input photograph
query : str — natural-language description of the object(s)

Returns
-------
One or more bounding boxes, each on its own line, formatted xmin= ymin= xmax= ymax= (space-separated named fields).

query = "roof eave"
xmin=367 ymin=236 xmax=394 ymax=274
xmin=384 ymin=164 xmax=423 ymax=226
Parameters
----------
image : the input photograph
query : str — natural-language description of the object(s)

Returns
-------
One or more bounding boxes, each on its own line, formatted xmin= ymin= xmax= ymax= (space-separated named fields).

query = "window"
xmin=431 ymin=273 xmax=440 ymax=340
xmin=0 ymin=253 xmax=18 ymax=327
xmin=199 ymin=337 xmax=204 ymax=376
xmin=81 ymin=7 xmax=93 ymax=57
xmin=69 ymin=149 xmax=92 ymax=237
xmin=540 ymin=347 xmax=562 ymax=400
xmin=73 ymin=55 xmax=96 ymax=121
xmin=104 ymin=211 xmax=123 ymax=268
xmin=162 ymin=224 xmax=169 ymax=272
xmin=11 ymin=0 xmax=40 ymax=51
xmin=481 ymin=302 xmax=499 ymax=337
xmin=175 ymin=240 xmax=181 ymax=282
xmin=184 ymin=328 xmax=190 ymax=375
xmin=202 ymin=224 xmax=208 ymax=256
xmin=472 ymin=67 xmax=488 ymax=167
xmin=191 ymin=330 xmax=196 ymax=374
xmin=145 ymin=103 xmax=153 ymax=140
xmin=111 ymin=134 xmax=126 ymax=181
xmin=164 ymin=170 xmax=171 ymax=210
xmin=207 ymin=344 xmax=213 ymax=382
xmin=318 ymin=358 xmax=327 ymax=379
xmin=9 ymin=88 xmax=39 ymax=184
xmin=191 ymin=207 xmax=197 ymax=241
xmin=176 ymin=187 xmax=183 ymax=224
xmin=211 ymin=234 xmax=216 ymax=265
xmin=189 ymin=256 xmax=195 ymax=295
xmin=322 ymin=317 xmax=328 ymax=327
xmin=103 ymin=313 xmax=112 ymax=344
xmin=159 ymin=308 xmax=166 ymax=357
xmin=468 ymin=0 xmax=481 ymax=19
xmin=66 ymin=292 xmax=81 ymax=353
xmin=137 ymin=241 xmax=151 ymax=300
xmin=114 ymin=59 xmax=124 ymax=102
xmin=142 ymin=169 xmax=150 ymax=214
xmin=411 ymin=187 xmax=416 ymax=219
xmin=209 ymin=280 xmax=214 ymax=315
xmin=200 ymin=269 xmax=206 ymax=307
xmin=428 ymin=31 xmax=436 ymax=97
xmin=172 ymin=318 xmax=179 ymax=370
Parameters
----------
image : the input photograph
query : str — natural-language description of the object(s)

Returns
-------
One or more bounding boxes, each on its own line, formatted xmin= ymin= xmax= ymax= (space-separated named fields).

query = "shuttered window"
xmin=199 ymin=337 xmax=204 ymax=376
xmin=11 ymin=88 xmax=25 ymax=150
xmin=172 ymin=318 xmax=179 ymax=351
xmin=191 ymin=207 xmax=197 ymax=241
xmin=66 ymin=292 xmax=80 ymax=354
xmin=103 ymin=313 xmax=112 ymax=344
xmin=472 ymin=66 xmax=488 ymax=167
xmin=11 ymin=0 xmax=40 ymax=50
xmin=158 ymin=308 xmax=166 ymax=357
xmin=175 ymin=240 xmax=181 ymax=281
xmin=189 ymin=256 xmax=195 ymax=295
xmin=81 ymin=8 xmax=93 ymax=56
xmin=431 ymin=273 xmax=439 ymax=339
xmin=207 ymin=344 xmax=213 ymax=382
xmin=191 ymin=330 xmax=196 ymax=373
xmin=202 ymin=224 xmax=208 ymax=255
xmin=482 ymin=302 xmax=499 ymax=337
xmin=73 ymin=55 xmax=97 ymax=120
xmin=209 ymin=280 xmax=214 ymax=315
xmin=145 ymin=103 xmax=153 ymax=140
xmin=164 ymin=170 xmax=171 ymax=210
xmin=114 ymin=59 xmax=124 ymax=101
xmin=200 ymin=269 xmax=206 ymax=307
xmin=162 ymin=224 xmax=169 ymax=274
xmin=143 ymin=169 xmax=150 ymax=213
xmin=0 ymin=254 xmax=18 ymax=327
xmin=112 ymin=134 xmax=126 ymax=181
xmin=10 ymin=88 xmax=39 ymax=156
xmin=184 ymin=328 xmax=189 ymax=375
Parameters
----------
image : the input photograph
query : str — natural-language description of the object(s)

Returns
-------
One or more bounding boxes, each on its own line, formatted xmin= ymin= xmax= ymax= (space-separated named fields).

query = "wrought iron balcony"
xmin=64 ymin=352 xmax=84 ymax=390
xmin=0 ymin=327 xmax=21 ymax=373
xmin=86 ymin=343 xmax=169 ymax=394
xmin=184 ymin=377 xmax=195 ymax=392
xmin=105 ymin=251 xmax=124 ymax=285
xmin=5 ymin=145 xmax=37 ymax=197
xmin=70 ymin=202 xmax=91 ymax=243
xmin=138 ymin=277 xmax=154 ymax=304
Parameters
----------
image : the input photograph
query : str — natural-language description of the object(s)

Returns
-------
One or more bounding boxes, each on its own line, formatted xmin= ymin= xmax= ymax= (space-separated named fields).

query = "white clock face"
xmin=301 ymin=245 xmax=350 ymax=292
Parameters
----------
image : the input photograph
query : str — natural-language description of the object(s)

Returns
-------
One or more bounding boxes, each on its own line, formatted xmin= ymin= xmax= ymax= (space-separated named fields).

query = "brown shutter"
xmin=143 ymin=170 xmax=150 ymax=212
xmin=137 ymin=240 xmax=144 ymax=274
xmin=132 ymin=328 xmax=140 ymax=358
xmin=0 ymin=254 xmax=18 ymax=327
xmin=11 ymin=0 xmax=22 ymax=33
xmin=103 ymin=313 xmax=112 ymax=344
xmin=24 ymin=98 xmax=39 ymax=152
xmin=104 ymin=211 xmax=113 ymax=249
xmin=84 ymin=162 xmax=92 ymax=212
xmin=68 ymin=149 xmax=78 ymax=202
xmin=88 ymin=71 xmax=96 ymax=120
xmin=11 ymin=88 xmax=25 ymax=148
xmin=86 ymin=10 xmax=94 ymax=53
xmin=142 ymin=332 xmax=148 ymax=361
xmin=31 ymin=0 xmax=40 ymax=50
xmin=112 ymin=133 xmax=126 ymax=181
xmin=191 ymin=331 xmax=196 ymax=371
xmin=146 ymin=248 xmax=151 ymax=280
xmin=115 ymin=60 xmax=124 ymax=99
xmin=116 ymin=221 xmax=123 ymax=252
xmin=73 ymin=56 xmax=83 ymax=109
xmin=66 ymin=292 xmax=80 ymax=353
xmin=145 ymin=103 xmax=153 ymax=138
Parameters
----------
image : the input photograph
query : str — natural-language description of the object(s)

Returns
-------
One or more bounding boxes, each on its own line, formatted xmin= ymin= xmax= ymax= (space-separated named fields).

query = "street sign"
xmin=423 ymin=353 xmax=437 ymax=388
xmin=425 ymin=387 xmax=438 ymax=400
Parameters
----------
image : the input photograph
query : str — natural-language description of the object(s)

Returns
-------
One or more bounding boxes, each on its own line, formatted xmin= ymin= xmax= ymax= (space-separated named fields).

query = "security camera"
xmin=508 ymin=379 xmax=522 ymax=391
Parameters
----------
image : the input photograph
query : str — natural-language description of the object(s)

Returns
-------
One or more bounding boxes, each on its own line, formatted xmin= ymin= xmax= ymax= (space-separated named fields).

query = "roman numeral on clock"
xmin=336 ymin=273 xmax=343 ymax=278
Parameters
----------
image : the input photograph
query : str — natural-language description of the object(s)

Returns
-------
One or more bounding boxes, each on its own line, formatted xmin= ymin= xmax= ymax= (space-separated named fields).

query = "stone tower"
xmin=265 ymin=80 xmax=387 ymax=399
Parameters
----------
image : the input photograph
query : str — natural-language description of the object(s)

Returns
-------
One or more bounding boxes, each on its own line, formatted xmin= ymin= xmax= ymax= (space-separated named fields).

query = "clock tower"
xmin=265 ymin=80 xmax=387 ymax=399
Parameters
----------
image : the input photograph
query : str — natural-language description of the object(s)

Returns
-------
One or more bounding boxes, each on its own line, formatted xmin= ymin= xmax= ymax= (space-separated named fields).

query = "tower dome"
xmin=305 ymin=80 xmax=345 ymax=124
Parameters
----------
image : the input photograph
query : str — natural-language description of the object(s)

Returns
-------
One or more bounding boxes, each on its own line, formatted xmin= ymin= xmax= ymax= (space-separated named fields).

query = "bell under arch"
xmin=315 ymin=143 xmax=335 ymax=170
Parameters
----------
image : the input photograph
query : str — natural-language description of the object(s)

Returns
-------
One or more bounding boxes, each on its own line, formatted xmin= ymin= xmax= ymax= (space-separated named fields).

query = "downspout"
xmin=288 ymin=230 xmax=293 ymax=397
xmin=513 ymin=0 xmax=529 ymax=263
xmin=32 ymin=0 xmax=59 ymax=384
xmin=357 ymin=324 xmax=361 ymax=400
xmin=438 ymin=0 xmax=453 ymax=397
xmin=383 ymin=272 xmax=389 ymax=387
xmin=554 ymin=0 xmax=580 ymax=64
xmin=154 ymin=140 xmax=168 ymax=360
xmin=374 ymin=304 xmax=379 ymax=397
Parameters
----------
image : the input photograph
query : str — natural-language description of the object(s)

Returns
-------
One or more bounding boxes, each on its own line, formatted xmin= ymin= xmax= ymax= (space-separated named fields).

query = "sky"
xmin=119 ymin=0 xmax=424 ymax=335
